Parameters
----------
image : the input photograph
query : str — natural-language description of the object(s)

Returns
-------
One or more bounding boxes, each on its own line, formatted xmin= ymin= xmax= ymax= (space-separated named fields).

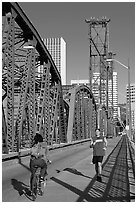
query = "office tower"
xmin=71 ymin=72 xmax=118 ymax=119
xmin=126 ymin=83 xmax=135 ymax=130
xmin=92 ymin=72 xmax=106 ymax=105
xmin=92 ymin=72 xmax=118 ymax=119
xmin=108 ymin=72 xmax=118 ymax=119
xmin=43 ymin=37 xmax=66 ymax=85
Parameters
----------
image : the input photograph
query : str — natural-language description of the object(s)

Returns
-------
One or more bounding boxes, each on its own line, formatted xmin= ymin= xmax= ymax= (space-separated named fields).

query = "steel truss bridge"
xmin=2 ymin=2 xmax=109 ymax=155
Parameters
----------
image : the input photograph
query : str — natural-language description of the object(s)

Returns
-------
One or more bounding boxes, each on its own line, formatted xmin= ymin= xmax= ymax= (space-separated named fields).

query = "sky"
xmin=18 ymin=1 xmax=135 ymax=104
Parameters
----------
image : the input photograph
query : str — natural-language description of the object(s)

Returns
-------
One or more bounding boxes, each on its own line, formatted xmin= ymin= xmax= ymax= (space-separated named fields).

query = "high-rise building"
xmin=92 ymin=72 xmax=106 ymax=105
xmin=126 ymin=83 xmax=135 ymax=130
xmin=71 ymin=72 xmax=118 ymax=118
xmin=108 ymin=72 xmax=118 ymax=119
xmin=43 ymin=37 xmax=66 ymax=85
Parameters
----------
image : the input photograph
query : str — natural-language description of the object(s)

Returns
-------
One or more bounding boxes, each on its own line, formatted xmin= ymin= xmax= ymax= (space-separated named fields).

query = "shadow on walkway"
xmin=63 ymin=167 xmax=92 ymax=179
xmin=51 ymin=136 xmax=135 ymax=202
xmin=11 ymin=179 xmax=33 ymax=201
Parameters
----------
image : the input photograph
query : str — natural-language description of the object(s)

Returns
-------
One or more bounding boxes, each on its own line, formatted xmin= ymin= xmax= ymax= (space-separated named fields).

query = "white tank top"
xmin=93 ymin=135 xmax=106 ymax=156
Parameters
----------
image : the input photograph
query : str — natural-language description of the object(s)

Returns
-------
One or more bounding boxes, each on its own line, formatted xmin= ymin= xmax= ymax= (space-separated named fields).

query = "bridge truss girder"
xmin=2 ymin=2 xmax=66 ymax=153
xmin=64 ymin=85 xmax=97 ymax=142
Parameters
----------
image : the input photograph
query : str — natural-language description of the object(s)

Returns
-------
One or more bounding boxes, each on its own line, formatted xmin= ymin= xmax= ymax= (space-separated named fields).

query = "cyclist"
xmin=30 ymin=133 xmax=49 ymax=194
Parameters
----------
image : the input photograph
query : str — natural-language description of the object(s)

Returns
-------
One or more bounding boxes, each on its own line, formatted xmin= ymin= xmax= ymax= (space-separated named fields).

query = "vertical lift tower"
xmin=85 ymin=17 xmax=111 ymax=135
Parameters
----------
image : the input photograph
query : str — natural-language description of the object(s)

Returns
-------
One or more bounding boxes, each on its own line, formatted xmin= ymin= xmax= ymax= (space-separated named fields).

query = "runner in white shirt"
xmin=90 ymin=129 xmax=107 ymax=182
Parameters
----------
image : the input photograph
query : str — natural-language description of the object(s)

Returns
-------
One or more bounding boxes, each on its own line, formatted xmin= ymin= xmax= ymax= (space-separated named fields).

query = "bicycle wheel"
xmin=38 ymin=182 xmax=44 ymax=196
xmin=32 ymin=174 xmax=38 ymax=201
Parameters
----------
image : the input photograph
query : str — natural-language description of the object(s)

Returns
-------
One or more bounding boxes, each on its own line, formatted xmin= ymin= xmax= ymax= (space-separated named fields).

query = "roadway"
xmin=2 ymin=140 xmax=92 ymax=202
xmin=2 ymin=135 xmax=135 ymax=202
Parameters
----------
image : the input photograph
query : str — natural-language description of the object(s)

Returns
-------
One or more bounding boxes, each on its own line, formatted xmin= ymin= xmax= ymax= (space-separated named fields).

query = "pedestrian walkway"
xmin=38 ymin=135 xmax=135 ymax=202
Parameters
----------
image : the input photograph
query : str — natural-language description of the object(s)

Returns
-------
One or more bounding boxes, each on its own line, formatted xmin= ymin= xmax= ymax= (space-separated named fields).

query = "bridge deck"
xmin=40 ymin=135 xmax=135 ymax=202
xmin=2 ymin=135 xmax=135 ymax=202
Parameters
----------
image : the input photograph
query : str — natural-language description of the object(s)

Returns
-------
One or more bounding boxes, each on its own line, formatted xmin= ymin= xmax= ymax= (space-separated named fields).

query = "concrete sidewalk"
xmin=34 ymin=135 xmax=135 ymax=202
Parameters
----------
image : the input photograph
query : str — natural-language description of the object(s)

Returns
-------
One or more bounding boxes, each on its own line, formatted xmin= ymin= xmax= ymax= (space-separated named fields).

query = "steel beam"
xmin=66 ymin=85 xmax=97 ymax=142
xmin=5 ymin=10 xmax=16 ymax=151
xmin=3 ymin=2 xmax=61 ymax=83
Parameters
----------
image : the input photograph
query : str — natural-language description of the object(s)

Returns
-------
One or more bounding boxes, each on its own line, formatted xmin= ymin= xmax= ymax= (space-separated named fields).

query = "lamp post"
xmin=106 ymin=58 xmax=131 ymax=139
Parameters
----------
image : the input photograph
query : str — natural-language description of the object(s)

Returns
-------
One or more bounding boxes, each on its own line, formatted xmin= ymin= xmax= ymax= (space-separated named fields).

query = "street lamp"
xmin=106 ymin=58 xmax=131 ymax=139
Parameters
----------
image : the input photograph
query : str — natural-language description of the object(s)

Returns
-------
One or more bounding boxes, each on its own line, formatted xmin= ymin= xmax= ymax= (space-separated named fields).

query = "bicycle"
xmin=31 ymin=167 xmax=46 ymax=201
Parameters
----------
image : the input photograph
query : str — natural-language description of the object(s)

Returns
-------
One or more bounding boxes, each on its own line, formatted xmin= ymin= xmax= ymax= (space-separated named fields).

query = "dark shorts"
xmin=92 ymin=156 xmax=103 ymax=164
xmin=30 ymin=157 xmax=47 ymax=176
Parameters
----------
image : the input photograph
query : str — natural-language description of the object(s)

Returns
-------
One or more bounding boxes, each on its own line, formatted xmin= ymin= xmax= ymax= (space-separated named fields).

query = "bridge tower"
xmin=85 ymin=17 xmax=110 ymax=134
